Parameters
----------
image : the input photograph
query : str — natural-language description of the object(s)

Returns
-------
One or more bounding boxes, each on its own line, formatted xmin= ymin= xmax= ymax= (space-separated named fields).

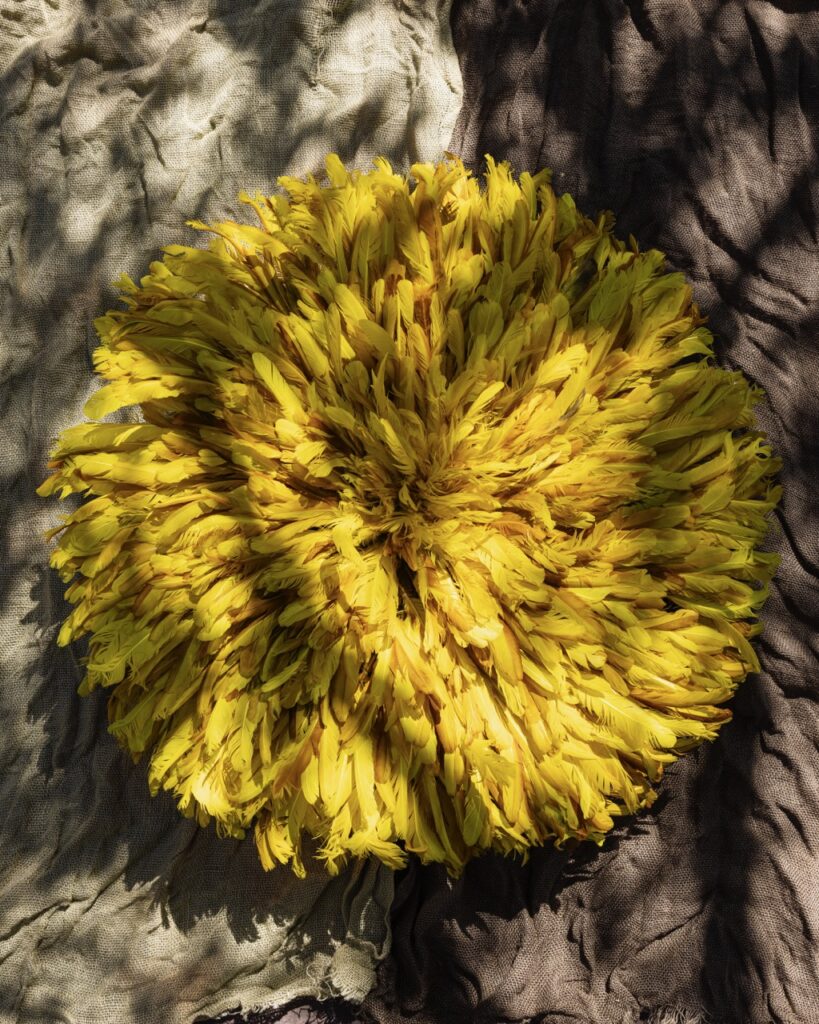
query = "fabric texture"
xmin=3 ymin=1 xmax=819 ymax=1023
xmin=0 ymin=2 xmax=462 ymax=1022
xmin=360 ymin=2 xmax=819 ymax=1023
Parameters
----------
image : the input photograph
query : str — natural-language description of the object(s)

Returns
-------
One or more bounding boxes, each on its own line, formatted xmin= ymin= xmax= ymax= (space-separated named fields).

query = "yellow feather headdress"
xmin=38 ymin=152 xmax=781 ymax=876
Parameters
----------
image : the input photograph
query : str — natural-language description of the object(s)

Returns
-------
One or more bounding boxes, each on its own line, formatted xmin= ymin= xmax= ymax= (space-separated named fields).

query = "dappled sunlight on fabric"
xmin=0 ymin=1 xmax=464 ymax=1022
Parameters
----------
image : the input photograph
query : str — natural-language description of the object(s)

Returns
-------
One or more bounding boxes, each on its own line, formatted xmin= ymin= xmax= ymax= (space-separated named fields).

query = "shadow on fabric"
xmin=362 ymin=1 xmax=819 ymax=1022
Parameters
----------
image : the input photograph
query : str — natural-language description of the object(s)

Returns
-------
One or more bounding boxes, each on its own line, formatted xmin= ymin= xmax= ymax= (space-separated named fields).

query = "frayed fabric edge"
xmin=194 ymin=996 xmax=372 ymax=1024
xmin=195 ymin=1001 xmax=718 ymax=1024
xmin=632 ymin=1010 xmax=715 ymax=1024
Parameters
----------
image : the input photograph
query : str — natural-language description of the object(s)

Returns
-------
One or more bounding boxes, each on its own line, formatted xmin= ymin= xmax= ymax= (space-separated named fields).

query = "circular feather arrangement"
xmin=38 ymin=153 xmax=781 ymax=877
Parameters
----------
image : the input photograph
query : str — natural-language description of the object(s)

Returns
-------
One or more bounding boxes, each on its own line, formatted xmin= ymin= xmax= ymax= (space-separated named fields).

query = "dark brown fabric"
xmin=363 ymin=2 xmax=819 ymax=1023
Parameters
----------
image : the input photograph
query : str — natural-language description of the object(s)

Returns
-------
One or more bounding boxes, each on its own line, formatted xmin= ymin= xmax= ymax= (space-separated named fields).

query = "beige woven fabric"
xmin=0 ymin=3 xmax=462 ymax=1021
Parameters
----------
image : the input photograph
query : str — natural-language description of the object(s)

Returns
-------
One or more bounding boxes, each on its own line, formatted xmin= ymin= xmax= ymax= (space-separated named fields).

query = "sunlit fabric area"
xmin=1 ymin=2 xmax=818 ymax=1024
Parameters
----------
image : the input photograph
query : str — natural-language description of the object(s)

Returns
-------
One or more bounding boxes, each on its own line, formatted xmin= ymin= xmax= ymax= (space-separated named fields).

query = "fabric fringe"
xmin=194 ymin=997 xmax=370 ymax=1024
xmin=630 ymin=1010 xmax=714 ymax=1024
xmin=196 ymin=999 xmax=716 ymax=1024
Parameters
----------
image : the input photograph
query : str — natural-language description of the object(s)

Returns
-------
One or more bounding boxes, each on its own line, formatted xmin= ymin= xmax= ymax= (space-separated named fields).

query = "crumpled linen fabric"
xmin=0 ymin=2 xmax=462 ymax=1022
xmin=4 ymin=0 xmax=819 ymax=1022
xmin=360 ymin=2 xmax=819 ymax=1023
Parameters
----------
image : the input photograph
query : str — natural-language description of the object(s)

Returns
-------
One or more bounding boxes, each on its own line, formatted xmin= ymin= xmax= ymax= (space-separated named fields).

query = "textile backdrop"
xmin=2 ymin=2 xmax=819 ymax=1024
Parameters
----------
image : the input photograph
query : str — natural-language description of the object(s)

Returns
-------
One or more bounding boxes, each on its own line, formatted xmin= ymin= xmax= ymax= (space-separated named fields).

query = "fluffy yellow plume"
xmin=38 ymin=152 xmax=781 ymax=877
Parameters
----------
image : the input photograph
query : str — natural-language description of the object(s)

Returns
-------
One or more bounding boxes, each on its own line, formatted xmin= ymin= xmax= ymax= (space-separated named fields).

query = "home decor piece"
xmin=38 ymin=153 xmax=780 ymax=878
